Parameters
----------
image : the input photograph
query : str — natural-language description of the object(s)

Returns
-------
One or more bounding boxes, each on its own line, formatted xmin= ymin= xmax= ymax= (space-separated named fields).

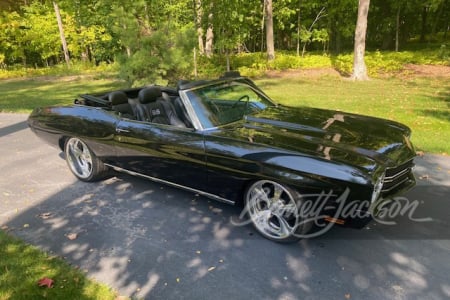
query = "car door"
xmin=112 ymin=119 xmax=207 ymax=190
xmin=203 ymin=126 xmax=266 ymax=203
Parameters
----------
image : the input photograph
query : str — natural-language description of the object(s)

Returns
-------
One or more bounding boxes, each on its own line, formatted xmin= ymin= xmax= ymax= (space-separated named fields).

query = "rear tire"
xmin=244 ymin=180 xmax=313 ymax=243
xmin=64 ymin=137 xmax=108 ymax=182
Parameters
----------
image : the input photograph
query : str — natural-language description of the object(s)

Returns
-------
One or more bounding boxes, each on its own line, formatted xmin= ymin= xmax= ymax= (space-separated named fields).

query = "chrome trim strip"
xmin=104 ymin=164 xmax=236 ymax=205
xmin=384 ymin=168 xmax=412 ymax=182
xmin=381 ymin=176 xmax=410 ymax=193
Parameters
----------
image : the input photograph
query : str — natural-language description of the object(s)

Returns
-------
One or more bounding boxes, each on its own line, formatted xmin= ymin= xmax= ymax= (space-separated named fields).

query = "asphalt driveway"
xmin=1 ymin=113 xmax=450 ymax=299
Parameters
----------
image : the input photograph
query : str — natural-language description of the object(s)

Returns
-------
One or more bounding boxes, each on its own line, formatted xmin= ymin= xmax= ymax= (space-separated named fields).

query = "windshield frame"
xmin=180 ymin=79 xmax=277 ymax=131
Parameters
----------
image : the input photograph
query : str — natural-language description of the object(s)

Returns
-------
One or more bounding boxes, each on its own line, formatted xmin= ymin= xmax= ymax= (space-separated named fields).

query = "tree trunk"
xmin=197 ymin=28 xmax=205 ymax=54
xmin=53 ymin=1 xmax=70 ymax=67
xmin=205 ymin=23 xmax=214 ymax=57
xmin=194 ymin=0 xmax=204 ymax=54
xmin=193 ymin=47 xmax=198 ymax=78
xmin=261 ymin=3 xmax=265 ymax=53
xmin=296 ymin=0 xmax=301 ymax=56
xmin=431 ymin=0 xmax=446 ymax=40
xmin=351 ymin=0 xmax=370 ymax=81
xmin=395 ymin=4 xmax=400 ymax=52
xmin=420 ymin=5 xmax=428 ymax=42
xmin=265 ymin=0 xmax=275 ymax=60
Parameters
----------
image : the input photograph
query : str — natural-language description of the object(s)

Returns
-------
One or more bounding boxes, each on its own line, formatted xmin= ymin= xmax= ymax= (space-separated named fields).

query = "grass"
xmin=255 ymin=74 xmax=450 ymax=155
xmin=0 ymin=230 xmax=120 ymax=300
xmin=0 ymin=76 xmax=127 ymax=113
xmin=0 ymin=72 xmax=448 ymax=154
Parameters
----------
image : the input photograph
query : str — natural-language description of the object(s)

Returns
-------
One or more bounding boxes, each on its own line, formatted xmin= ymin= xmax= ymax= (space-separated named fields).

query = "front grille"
xmin=381 ymin=159 xmax=414 ymax=194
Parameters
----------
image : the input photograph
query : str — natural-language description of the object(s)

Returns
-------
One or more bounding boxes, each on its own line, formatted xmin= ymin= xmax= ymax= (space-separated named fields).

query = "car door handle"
xmin=116 ymin=128 xmax=130 ymax=133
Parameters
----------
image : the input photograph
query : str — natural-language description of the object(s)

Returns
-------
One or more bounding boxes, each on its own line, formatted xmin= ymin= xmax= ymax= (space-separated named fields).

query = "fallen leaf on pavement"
xmin=38 ymin=212 xmax=52 ymax=219
xmin=208 ymin=266 xmax=216 ymax=272
xmin=67 ymin=233 xmax=78 ymax=240
xmin=37 ymin=277 xmax=54 ymax=288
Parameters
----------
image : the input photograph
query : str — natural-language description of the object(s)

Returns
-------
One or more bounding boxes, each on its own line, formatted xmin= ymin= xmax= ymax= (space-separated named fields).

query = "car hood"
xmin=236 ymin=105 xmax=416 ymax=172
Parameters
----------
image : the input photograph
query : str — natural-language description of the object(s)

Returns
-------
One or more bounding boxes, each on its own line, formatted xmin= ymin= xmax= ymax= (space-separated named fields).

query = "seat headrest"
xmin=161 ymin=91 xmax=172 ymax=102
xmin=108 ymin=91 xmax=128 ymax=105
xmin=138 ymin=86 xmax=162 ymax=104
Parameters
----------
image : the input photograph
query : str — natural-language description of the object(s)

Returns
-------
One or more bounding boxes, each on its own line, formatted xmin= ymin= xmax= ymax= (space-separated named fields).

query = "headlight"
xmin=371 ymin=173 xmax=385 ymax=204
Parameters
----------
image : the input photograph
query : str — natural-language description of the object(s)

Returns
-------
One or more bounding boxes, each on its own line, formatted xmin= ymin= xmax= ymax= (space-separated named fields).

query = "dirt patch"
xmin=263 ymin=64 xmax=449 ymax=80
xmin=264 ymin=68 xmax=342 ymax=79
xmin=402 ymin=64 xmax=450 ymax=77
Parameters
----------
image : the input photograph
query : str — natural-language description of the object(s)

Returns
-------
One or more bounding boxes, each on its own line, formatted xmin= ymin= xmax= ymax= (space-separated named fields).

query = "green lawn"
xmin=0 ymin=72 xmax=448 ymax=154
xmin=256 ymin=74 xmax=450 ymax=154
xmin=0 ymin=76 xmax=127 ymax=113
xmin=0 ymin=230 xmax=120 ymax=300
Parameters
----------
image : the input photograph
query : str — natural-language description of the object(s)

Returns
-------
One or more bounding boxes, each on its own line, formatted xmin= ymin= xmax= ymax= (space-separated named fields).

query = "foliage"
xmin=0 ymin=61 xmax=118 ymax=80
xmin=0 ymin=230 xmax=120 ymax=299
xmin=333 ymin=49 xmax=450 ymax=76
xmin=22 ymin=2 xmax=62 ymax=62
xmin=0 ymin=0 xmax=448 ymax=81
xmin=117 ymin=25 xmax=196 ymax=86
xmin=195 ymin=48 xmax=449 ymax=79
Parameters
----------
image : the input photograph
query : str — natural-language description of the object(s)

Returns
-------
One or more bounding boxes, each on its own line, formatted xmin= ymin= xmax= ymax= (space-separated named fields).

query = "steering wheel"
xmin=208 ymin=100 xmax=221 ymax=114
xmin=232 ymin=95 xmax=250 ymax=108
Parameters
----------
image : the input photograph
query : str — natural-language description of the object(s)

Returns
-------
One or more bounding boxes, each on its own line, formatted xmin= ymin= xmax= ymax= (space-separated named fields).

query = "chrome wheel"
xmin=65 ymin=138 xmax=94 ymax=179
xmin=245 ymin=180 xmax=301 ymax=242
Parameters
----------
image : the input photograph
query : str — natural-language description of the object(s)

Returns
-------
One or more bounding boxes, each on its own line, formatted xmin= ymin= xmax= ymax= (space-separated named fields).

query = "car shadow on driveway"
xmin=3 ymin=170 xmax=450 ymax=300
xmin=0 ymin=120 xmax=28 ymax=137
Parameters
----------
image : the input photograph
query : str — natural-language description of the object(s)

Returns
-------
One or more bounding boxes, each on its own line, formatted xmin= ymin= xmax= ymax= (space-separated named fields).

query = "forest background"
xmin=0 ymin=0 xmax=448 ymax=85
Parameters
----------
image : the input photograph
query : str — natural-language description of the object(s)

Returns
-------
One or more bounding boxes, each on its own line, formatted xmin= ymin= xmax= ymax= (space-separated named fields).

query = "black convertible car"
xmin=28 ymin=72 xmax=416 ymax=242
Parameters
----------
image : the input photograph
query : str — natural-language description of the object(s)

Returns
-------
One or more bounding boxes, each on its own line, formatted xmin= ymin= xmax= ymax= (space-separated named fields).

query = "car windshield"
xmin=185 ymin=81 xmax=275 ymax=129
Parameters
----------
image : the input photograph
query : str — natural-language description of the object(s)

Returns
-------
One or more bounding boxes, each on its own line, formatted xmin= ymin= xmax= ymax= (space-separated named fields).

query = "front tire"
xmin=244 ymin=180 xmax=312 ymax=243
xmin=64 ymin=137 xmax=107 ymax=182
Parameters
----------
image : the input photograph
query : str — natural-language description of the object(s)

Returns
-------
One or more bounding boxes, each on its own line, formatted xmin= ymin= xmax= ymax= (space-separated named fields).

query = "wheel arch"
xmin=235 ymin=156 xmax=371 ymax=207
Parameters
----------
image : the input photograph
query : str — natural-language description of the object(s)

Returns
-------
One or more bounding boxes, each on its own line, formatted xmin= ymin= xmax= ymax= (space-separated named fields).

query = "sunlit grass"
xmin=0 ymin=76 xmax=126 ymax=113
xmin=0 ymin=73 xmax=448 ymax=154
xmin=256 ymin=75 xmax=450 ymax=154
xmin=0 ymin=230 xmax=120 ymax=300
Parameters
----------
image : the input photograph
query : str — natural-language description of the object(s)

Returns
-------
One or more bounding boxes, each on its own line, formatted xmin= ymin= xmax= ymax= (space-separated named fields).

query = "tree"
xmin=194 ymin=0 xmax=205 ymax=55
xmin=205 ymin=22 xmax=213 ymax=57
xmin=111 ymin=0 xmax=196 ymax=86
xmin=299 ymin=6 xmax=326 ymax=56
xmin=351 ymin=0 xmax=370 ymax=81
xmin=265 ymin=0 xmax=275 ymax=60
xmin=0 ymin=11 xmax=27 ymax=66
xmin=53 ymin=1 xmax=70 ymax=67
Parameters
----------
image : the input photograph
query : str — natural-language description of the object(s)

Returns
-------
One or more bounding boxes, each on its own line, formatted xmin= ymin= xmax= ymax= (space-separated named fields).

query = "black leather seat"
xmin=173 ymin=97 xmax=193 ymax=128
xmin=108 ymin=91 xmax=134 ymax=118
xmin=138 ymin=86 xmax=186 ymax=128
xmin=161 ymin=90 xmax=193 ymax=128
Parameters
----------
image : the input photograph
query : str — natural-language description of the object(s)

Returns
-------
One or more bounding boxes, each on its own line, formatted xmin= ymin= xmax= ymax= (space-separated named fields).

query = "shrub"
xmin=117 ymin=26 xmax=196 ymax=86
